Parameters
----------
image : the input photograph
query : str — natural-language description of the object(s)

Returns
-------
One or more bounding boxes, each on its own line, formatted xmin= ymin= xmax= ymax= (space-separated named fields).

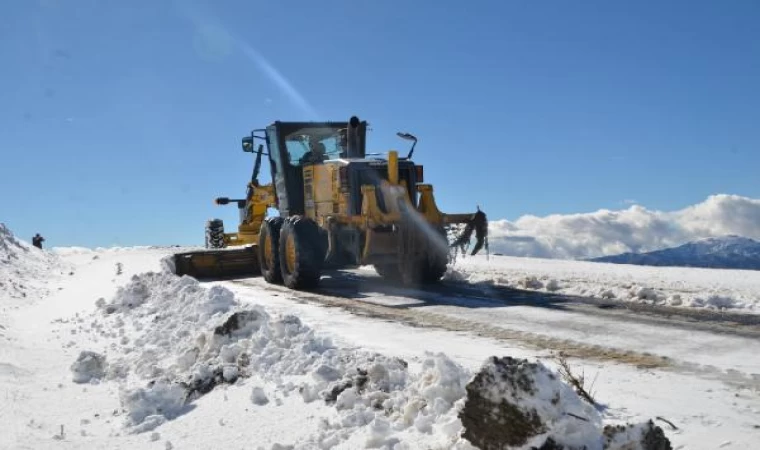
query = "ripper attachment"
xmin=450 ymin=208 xmax=488 ymax=256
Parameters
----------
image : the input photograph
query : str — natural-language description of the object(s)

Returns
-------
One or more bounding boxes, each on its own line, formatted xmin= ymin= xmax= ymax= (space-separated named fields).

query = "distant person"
xmin=32 ymin=233 xmax=45 ymax=249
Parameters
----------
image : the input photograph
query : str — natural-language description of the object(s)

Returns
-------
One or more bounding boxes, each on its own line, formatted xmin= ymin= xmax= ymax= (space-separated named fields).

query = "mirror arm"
xmin=406 ymin=141 xmax=417 ymax=159
xmin=396 ymin=132 xmax=418 ymax=159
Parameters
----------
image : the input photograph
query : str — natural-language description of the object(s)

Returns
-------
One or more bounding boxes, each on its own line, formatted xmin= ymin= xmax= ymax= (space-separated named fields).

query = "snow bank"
xmin=447 ymin=254 xmax=760 ymax=313
xmin=90 ymin=272 xmax=466 ymax=443
xmin=51 ymin=246 xmax=97 ymax=257
xmin=79 ymin=271 xmax=670 ymax=448
xmin=120 ymin=380 xmax=188 ymax=433
xmin=159 ymin=255 xmax=176 ymax=274
xmin=52 ymin=245 xmax=186 ymax=257
xmin=0 ymin=223 xmax=65 ymax=301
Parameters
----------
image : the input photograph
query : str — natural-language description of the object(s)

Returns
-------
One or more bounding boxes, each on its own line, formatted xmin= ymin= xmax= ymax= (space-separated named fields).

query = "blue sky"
xmin=1 ymin=0 xmax=759 ymax=247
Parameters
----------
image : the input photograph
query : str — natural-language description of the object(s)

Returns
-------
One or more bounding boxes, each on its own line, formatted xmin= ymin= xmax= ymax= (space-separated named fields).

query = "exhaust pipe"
xmin=346 ymin=116 xmax=361 ymax=158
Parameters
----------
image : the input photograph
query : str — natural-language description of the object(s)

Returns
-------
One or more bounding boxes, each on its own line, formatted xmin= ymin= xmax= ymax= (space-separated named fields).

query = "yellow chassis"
xmin=320 ymin=151 xmax=482 ymax=264
xmin=328 ymin=151 xmax=475 ymax=227
xmin=219 ymin=184 xmax=277 ymax=247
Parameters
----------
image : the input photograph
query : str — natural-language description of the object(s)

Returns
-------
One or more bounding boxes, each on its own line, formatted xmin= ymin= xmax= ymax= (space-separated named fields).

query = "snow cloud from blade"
xmin=489 ymin=194 xmax=760 ymax=260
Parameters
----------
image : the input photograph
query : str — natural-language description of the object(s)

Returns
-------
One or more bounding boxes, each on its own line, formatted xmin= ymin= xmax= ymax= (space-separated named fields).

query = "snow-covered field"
xmin=448 ymin=254 xmax=760 ymax=313
xmin=2 ymin=225 xmax=760 ymax=449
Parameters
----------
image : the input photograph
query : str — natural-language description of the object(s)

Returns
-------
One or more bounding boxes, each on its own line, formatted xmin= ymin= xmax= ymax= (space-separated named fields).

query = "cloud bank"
xmin=487 ymin=194 xmax=760 ymax=260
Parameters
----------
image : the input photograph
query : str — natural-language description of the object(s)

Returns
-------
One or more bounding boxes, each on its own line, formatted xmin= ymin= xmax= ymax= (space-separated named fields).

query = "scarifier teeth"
xmin=450 ymin=210 xmax=488 ymax=256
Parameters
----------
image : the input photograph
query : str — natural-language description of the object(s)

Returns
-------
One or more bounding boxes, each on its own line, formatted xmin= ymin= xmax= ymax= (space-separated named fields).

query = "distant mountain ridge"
xmin=590 ymin=235 xmax=760 ymax=270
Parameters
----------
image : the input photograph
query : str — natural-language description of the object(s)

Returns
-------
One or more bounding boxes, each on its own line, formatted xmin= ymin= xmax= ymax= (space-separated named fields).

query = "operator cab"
xmin=259 ymin=117 xmax=367 ymax=216
xmin=244 ymin=116 xmax=422 ymax=217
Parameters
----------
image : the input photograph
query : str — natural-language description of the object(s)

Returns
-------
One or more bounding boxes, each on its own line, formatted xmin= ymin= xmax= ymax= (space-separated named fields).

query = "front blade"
xmin=172 ymin=246 xmax=260 ymax=279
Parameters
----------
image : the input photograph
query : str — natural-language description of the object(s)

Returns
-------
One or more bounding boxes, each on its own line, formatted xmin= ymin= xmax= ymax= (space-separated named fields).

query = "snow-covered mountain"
xmin=590 ymin=235 xmax=760 ymax=270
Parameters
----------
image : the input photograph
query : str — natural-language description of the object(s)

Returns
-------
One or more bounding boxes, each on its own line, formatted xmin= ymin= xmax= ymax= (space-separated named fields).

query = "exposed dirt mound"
xmin=459 ymin=356 xmax=672 ymax=449
xmin=603 ymin=421 xmax=673 ymax=450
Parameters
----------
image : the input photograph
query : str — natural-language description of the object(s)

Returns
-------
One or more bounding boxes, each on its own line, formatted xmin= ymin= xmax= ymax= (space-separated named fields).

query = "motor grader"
xmin=173 ymin=116 xmax=488 ymax=289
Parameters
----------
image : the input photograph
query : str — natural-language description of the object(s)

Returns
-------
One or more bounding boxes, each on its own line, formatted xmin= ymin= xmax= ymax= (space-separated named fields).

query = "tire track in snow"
xmin=228 ymin=279 xmax=670 ymax=368
xmin=227 ymin=276 xmax=760 ymax=391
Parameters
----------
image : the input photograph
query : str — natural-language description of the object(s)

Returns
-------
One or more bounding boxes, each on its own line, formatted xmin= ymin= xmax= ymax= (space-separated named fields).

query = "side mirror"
xmin=396 ymin=132 xmax=417 ymax=142
xmin=242 ymin=136 xmax=254 ymax=152
xmin=396 ymin=132 xmax=418 ymax=159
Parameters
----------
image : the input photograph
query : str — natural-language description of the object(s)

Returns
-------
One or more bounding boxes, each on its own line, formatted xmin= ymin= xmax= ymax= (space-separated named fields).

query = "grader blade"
xmin=172 ymin=245 xmax=260 ymax=279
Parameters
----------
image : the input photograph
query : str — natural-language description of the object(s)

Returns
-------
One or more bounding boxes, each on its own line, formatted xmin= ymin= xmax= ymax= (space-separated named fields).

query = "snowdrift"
xmin=0 ymin=223 xmax=65 ymax=301
xmin=0 ymin=224 xmax=69 ymax=340
xmin=75 ymin=271 xmax=670 ymax=449
xmin=446 ymin=254 xmax=760 ymax=313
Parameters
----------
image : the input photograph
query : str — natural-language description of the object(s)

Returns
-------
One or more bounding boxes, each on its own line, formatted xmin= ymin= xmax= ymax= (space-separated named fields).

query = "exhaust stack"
xmin=346 ymin=116 xmax=362 ymax=158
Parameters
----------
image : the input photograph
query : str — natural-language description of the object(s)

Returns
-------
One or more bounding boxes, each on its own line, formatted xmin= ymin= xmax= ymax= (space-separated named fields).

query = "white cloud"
xmin=487 ymin=194 xmax=760 ymax=260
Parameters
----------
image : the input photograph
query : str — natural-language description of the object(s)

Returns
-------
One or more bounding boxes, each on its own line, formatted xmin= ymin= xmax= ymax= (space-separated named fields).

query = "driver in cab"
xmin=303 ymin=141 xmax=327 ymax=164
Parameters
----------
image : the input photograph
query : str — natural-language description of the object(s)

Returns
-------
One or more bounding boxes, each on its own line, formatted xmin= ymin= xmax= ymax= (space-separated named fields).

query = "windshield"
xmin=283 ymin=126 xmax=347 ymax=166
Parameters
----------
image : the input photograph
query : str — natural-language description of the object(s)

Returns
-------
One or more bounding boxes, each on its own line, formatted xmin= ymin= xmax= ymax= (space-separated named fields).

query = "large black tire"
xmin=398 ymin=223 xmax=449 ymax=287
xmin=279 ymin=216 xmax=324 ymax=290
xmin=258 ymin=216 xmax=284 ymax=284
xmin=205 ymin=219 xmax=226 ymax=249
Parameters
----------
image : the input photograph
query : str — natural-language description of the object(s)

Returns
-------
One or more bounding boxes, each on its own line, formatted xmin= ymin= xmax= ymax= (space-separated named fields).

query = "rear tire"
xmin=279 ymin=216 xmax=324 ymax=290
xmin=205 ymin=219 xmax=226 ymax=249
xmin=258 ymin=217 xmax=284 ymax=284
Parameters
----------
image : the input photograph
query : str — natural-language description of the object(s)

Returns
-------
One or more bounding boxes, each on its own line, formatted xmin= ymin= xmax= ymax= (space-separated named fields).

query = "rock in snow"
xmin=460 ymin=356 xmax=671 ymax=449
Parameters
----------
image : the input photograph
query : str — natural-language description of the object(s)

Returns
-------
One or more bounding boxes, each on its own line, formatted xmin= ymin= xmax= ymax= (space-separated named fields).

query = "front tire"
xmin=258 ymin=217 xmax=284 ymax=284
xmin=279 ymin=216 xmax=324 ymax=290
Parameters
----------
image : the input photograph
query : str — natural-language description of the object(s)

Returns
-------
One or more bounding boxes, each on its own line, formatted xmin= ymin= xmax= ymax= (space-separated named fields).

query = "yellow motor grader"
xmin=173 ymin=116 xmax=488 ymax=289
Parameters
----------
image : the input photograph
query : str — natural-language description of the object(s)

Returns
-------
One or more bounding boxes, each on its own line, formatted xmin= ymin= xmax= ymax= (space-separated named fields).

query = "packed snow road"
xmin=225 ymin=268 xmax=760 ymax=391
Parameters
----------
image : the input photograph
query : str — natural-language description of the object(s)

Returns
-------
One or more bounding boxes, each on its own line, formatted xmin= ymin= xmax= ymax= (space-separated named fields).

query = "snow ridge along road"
xmin=449 ymin=254 xmax=760 ymax=314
